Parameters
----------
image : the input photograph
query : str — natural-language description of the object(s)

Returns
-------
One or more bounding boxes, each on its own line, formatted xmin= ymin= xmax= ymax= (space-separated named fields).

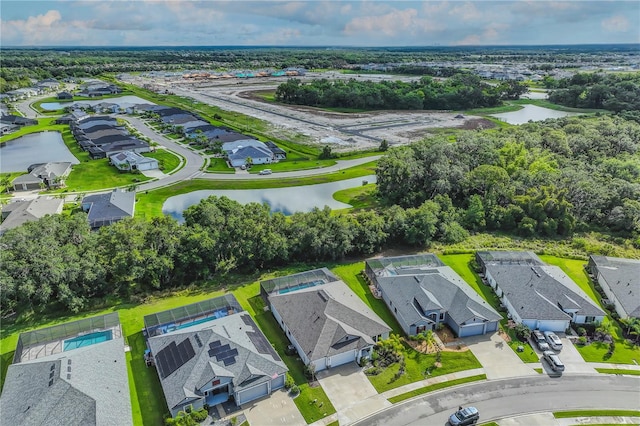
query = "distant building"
xmin=110 ymin=151 xmax=159 ymax=171
xmin=588 ymin=255 xmax=640 ymax=319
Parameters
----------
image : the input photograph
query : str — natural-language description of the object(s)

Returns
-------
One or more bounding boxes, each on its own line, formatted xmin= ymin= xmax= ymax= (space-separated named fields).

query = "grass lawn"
xmin=0 ymin=172 xmax=25 ymax=193
xmin=57 ymin=128 xmax=151 ymax=192
xmin=135 ymin=161 xmax=378 ymax=218
xmin=332 ymin=183 xmax=381 ymax=211
xmin=367 ymin=341 xmax=482 ymax=393
xmin=553 ymin=410 xmax=640 ymax=418
xmin=206 ymin=158 xmax=235 ymax=173
xmin=387 ymin=374 xmax=486 ymax=403
xmin=143 ymin=149 xmax=182 ymax=173
xmin=438 ymin=254 xmax=501 ymax=311
xmin=595 ymin=368 xmax=640 ymax=376
xmin=331 ymin=263 xmax=403 ymax=335
xmin=464 ymin=100 xmax=608 ymax=115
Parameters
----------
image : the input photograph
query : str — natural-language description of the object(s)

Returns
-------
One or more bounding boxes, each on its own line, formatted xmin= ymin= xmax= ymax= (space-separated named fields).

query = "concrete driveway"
xmin=463 ymin=332 xmax=538 ymax=379
xmin=538 ymin=336 xmax=596 ymax=375
xmin=242 ymin=388 xmax=305 ymax=426
xmin=317 ymin=363 xmax=391 ymax=425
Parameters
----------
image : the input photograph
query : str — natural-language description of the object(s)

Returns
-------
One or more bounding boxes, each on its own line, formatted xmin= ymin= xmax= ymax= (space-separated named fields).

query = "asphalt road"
xmin=354 ymin=375 xmax=640 ymax=426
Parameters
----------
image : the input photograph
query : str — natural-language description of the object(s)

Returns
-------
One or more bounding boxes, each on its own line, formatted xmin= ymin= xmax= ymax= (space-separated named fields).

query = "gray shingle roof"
xmin=485 ymin=261 xmax=605 ymax=320
xmin=0 ymin=198 xmax=64 ymax=234
xmin=82 ymin=190 xmax=135 ymax=228
xmin=268 ymin=280 xmax=391 ymax=362
xmin=377 ymin=267 xmax=502 ymax=329
xmin=590 ymin=255 xmax=640 ymax=317
xmin=148 ymin=312 xmax=287 ymax=412
xmin=0 ymin=338 xmax=132 ymax=426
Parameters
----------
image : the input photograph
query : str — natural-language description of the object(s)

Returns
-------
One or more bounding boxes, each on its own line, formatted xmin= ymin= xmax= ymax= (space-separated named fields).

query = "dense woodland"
xmin=275 ymin=75 xmax=528 ymax=110
xmin=2 ymin=115 xmax=638 ymax=315
xmin=547 ymin=73 xmax=640 ymax=118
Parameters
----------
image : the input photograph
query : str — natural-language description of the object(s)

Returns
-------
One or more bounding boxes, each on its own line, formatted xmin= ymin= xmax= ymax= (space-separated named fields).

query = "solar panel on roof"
xmin=209 ymin=340 xmax=221 ymax=349
xmin=247 ymin=331 xmax=281 ymax=361
xmin=223 ymin=357 xmax=236 ymax=366
xmin=156 ymin=338 xmax=196 ymax=379
xmin=241 ymin=314 xmax=253 ymax=326
xmin=194 ymin=334 xmax=203 ymax=348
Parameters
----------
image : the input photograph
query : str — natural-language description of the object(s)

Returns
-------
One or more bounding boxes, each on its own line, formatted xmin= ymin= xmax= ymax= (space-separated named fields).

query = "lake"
xmin=40 ymin=95 xmax=155 ymax=111
xmin=162 ymin=175 xmax=376 ymax=221
xmin=0 ymin=131 xmax=79 ymax=172
xmin=491 ymin=104 xmax=582 ymax=125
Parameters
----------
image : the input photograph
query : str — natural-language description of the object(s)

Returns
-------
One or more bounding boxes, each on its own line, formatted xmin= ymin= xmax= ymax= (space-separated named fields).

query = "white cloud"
xmin=601 ymin=15 xmax=630 ymax=33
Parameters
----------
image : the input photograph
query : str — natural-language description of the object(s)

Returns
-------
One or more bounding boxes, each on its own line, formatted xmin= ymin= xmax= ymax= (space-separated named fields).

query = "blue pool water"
xmin=165 ymin=309 xmax=230 ymax=333
xmin=63 ymin=330 xmax=113 ymax=351
xmin=278 ymin=280 xmax=323 ymax=295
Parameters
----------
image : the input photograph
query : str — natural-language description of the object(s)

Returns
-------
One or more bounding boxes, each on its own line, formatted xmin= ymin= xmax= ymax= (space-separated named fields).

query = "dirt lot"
xmin=129 ymin=74 xmax=493 ymax=151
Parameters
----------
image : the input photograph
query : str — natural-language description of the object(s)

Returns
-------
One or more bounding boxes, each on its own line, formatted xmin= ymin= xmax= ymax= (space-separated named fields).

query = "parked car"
xmin=542 ymin=350 xmax=565 ymax=372
xmin=543 ymin=331 xmax=563 ymax=351
xmin=449 ymin=406 xmax=479 ymax=425
xmin=259 ymin=169 xmax=272 ymax=175
xmin=532 ymin=330 xmax=550 ymax=351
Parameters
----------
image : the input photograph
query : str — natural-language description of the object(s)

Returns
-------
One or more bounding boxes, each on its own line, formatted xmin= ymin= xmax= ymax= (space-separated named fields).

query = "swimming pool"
xmin=278 ymin=280 xmax=324 ymax=295
xmin=63 ymin=330 xmax=113 ymax=351
xmin=167 ymin=309 xmax=230 ymax=332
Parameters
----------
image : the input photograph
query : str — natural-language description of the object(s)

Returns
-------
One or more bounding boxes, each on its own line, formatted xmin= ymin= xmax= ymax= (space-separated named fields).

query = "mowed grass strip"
xmin=143 ymin=149 xmax=182 ymax=173
xmin=387 ymin=374 xmax=487 ymax=403
xmin=595 ymin=368 xmax=640 ymax=376
xmin=553 ymin=410 xmax=640 ymax=418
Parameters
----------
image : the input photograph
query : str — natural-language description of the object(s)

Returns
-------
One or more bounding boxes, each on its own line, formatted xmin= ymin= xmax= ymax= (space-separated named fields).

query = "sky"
xmin=1 ymin=1 xmax=639 ymax=47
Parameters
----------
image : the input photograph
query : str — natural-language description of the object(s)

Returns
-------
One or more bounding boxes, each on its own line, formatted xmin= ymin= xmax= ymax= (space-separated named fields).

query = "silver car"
xmin=532 ymin=330 xmax=550 ymax=351
xmin=449 ymin=406 xmax=479 ymax=425
xmin=543 ymin=331 xmax=563 ymax=351
xmin=543 ymin=350 xmax=565 ymax=372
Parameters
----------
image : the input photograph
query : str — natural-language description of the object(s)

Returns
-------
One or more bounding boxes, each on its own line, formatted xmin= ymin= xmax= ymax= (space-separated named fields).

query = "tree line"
xmin=2 ymin=115 xmax=637 ymax=315
xmin=546 ymin=73 xmax=640 ymax=118
xmin=275 ymin=76 xmax=528 ymax=110
xmin=376 ymin=115 xmax=640 ymax=239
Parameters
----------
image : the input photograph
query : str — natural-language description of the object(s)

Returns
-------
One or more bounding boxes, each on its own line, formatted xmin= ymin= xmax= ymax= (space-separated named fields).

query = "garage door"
xmin=536 ymin=320 xmax=567 ymax=332
xmin=459 ymin=323 xmax=485 ymax=337
xmin=329 ymin=350 xmax=355 ymax=368
xmin=237 ymin=382 xmax=269 ymax=405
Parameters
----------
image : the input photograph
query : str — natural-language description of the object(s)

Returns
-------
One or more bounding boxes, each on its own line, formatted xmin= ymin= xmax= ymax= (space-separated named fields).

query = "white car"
xmin=543 ymin=331 xmax=563 ymax=351
xmin=531 ymin=330 xmax=550 ymax=351
xmin=259 ymin=169 xmax=272 ymax=175
xmin=542 ymin=350 xmax=565 ymax=372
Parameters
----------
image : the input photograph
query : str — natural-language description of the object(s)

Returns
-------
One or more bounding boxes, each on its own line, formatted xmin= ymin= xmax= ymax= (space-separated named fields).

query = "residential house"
xmin=262 ymin=269 xmax=392 ymax=371
xmin=0 ymin=115 xmax=37 ymax=127
xmin=95 ymin=139 xmax=150 ymax=159
xmin=71 ymin=109 xmax=90 ymax=122
xmin=57 ymin=91 xmax=73 ymax=100
xmin=144 ymin=295 xmax=287 ymax=416
xmin=365 ymin=254 xmax=501 ymax=337
xmin=0 ymin=313 xmax=132 ymax=426
xmin=477 ymin=251 xmax=606 ymax=332
xmin=0 ymin=198 xmax=64 ymax=234
xmin=222 ymin=139 xmax=275 ymax=167
xmin=0 ymin=122 xmax=17 ymax=134
xmin=12 ymin=162 xmax=73 ymax=191
xmin=82 ymin=189 xmax=135 ymax=229
xmin=588 ymin=255 xmax=640 ymax=319
xmin=265 ymin=141 xmax=287 ymax=160
xmin=110 ymin=151 xmax=159 ymax=171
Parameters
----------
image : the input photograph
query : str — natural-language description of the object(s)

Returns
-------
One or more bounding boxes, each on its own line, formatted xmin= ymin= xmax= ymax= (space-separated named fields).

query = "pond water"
xmin=491 ymin=104 xmax=582 ymax=125
xmin=0 ymin=131 xmax=79 ymax=172
xmin=40 ymin=95 xmax=155 ymax=111
xmin=162 ymin=175 xmax=377 ymax=221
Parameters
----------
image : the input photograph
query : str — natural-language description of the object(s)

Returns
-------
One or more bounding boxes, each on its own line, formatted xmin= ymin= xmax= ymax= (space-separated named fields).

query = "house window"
xmin=212 ymin=379 xmax=220 ymax=386
xmin=585 ymin=316 xmax=595 ymax=323
xmin=439 ymin=312 xmax=445 ymax=321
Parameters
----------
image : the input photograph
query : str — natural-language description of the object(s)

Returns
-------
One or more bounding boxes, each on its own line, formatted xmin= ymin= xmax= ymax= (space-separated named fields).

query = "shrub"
xmin=577 ymin=336 xmax=587 ymax=346
xmin=289 ymin=385 xmax=300 ymax=396
xmin=364 ymin=366 xmax=382 ymax=376
xmin=577 ymin=327 xmax=587 ymax=336
xmin=284 ymin=373 xmax=295 ymax=390
xmin=514 ymin=324 xmax=532 ymax=341
xmin=191 ymin=409 xmax=208 ymax=422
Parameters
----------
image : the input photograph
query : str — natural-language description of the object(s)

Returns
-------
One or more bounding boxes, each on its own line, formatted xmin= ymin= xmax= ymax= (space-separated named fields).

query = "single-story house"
xmin=365 ymin=254 xmax=501 ymax=337
xmin=477 ymin=251 xmax=606 ymax=332
xmin=110 ymin=151 xmax=158 ymax=171
xmin=12 ymin=162 xmax=73 ymax=191
xmin=82 ymin=189 xmax=135 ymax=229
xmin=99 ymin=139 xmax=150 ymax=158
xmin=0 ymin=122 xmax=18 ymax=134
xmin=265 ymin=141 xmax=287 ymax=160
xmin=0 ymin=115 xmax=37 ymax=126
xmin=262 ymin=269 xmax=392 ymax=372
xmin=0 ymin=198 xmax=64 ymax=234
xmin=0 ymin=313 xmax=132 ymax=426
xmin=155 ymin=107 xmax=188 ymax=117
xmin=160 ymin=114 xmax=199 ymax=124
xmin=57 ymin=91 xmax=73 ymax=100
xmin=588 ymin=255 xmax=640 ymax=319
xmin=75 ymin=115 xmax=117 ymax=127
xmin=71 ymin=109 xmax=89 ymax=122
xmin=144 ymin=295 xmax=287 ymax=416
xmin=228 ymin=145 xmax=274 ymax=168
